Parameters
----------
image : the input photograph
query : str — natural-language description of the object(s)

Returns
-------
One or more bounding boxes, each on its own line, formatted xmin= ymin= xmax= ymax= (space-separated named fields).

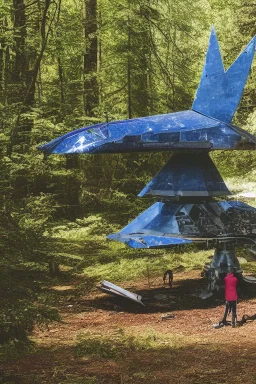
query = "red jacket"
xmin=224 ymin=273 xmax=238 ymax=301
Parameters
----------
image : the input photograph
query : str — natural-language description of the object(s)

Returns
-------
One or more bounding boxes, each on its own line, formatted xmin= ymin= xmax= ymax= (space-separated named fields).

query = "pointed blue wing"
xmin=38 ymin=28 xmax=256 ymax=155
xmin=125 ymin=236 xmax=192 ymax=249
xmin=193 ymin=27 xmax=256 ymax=123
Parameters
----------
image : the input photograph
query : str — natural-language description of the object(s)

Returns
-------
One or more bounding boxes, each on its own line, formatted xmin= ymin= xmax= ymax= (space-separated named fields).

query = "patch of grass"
xmin=0 ymin=341 xmax=36 ymax=363
xmin=59 ymin=376 xmax=98 ymax=384
xmin=76 ymin=332 xmax=118 ymax=358
xmin=75 ymin=329 xmax=160 ymax=359
xmin=242 ymin=261 xmax=256 ymax=274
xmin=132 ymin=372 xmax=148 ymax=379
xmin=75 ymin=329 xmax=196 ymax=360
xmin=225 ymin=174 xmax=256 ymax=200
xmin=83 ymin=250 xmax=212 ymax=282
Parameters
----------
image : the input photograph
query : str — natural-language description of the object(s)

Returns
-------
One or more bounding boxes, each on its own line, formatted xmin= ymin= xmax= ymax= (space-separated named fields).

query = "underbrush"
xmin=83 ymin=249 xmax=212 ymax=283
xmin=59 ymin=378 xmax=98 ymax=384
xmin=0 ymin=266 xmax=63 ymax=346
xmin=0 ymin=340 xmax=36 ymax=363
xmin=75 ymin=328 xmax=189 ymax=359
xmin=242 ymin=261 xmax=256 ymax=274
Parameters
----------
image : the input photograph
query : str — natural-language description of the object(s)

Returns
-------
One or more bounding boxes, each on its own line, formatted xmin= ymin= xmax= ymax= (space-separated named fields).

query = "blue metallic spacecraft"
xmin=39 ymin=28 xmax=256 ymax=155
xmin=108 ymin=200 xmax=256 ymax=248
xmin=39 ymin=27 xmax=256 ymax=285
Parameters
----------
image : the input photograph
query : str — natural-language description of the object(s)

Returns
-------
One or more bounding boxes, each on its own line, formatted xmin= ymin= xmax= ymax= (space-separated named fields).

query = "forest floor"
xmin=1 ymin=270 xmax=256 ymax=384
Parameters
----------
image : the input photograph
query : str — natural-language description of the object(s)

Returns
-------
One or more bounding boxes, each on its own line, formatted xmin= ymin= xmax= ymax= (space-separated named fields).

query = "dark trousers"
xmin=222 ymin=301 xmax=237 ymax=325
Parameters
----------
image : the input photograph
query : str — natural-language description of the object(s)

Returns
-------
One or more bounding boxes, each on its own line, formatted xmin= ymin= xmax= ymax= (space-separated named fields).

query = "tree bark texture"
xmin=83 ymin=0 xmax=98 ymax=116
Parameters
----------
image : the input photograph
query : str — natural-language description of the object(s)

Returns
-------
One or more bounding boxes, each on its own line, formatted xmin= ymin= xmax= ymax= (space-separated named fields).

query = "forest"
xmin=0 ymin=0 xmax=256 ymax=364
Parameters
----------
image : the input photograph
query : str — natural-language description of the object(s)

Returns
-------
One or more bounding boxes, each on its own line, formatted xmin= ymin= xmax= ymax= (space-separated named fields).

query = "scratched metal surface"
xmin=108 ymin=201 xmax=256 ymax=248
xmin=38 ymin=110 xmax=256 ymax=154
xmin=138 ymin=152 xmax=231 ymax=198
xmin=38 ymin=28 xmax=256 ymax=155
xmin=193 ymin=27 xmax=256 ymax=123
xmin=37 ymin=28 xmax=256 ymax=252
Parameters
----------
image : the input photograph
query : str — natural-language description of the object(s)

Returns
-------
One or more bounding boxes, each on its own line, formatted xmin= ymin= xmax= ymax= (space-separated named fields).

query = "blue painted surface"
xmin=108 ymin=201 xmax=256 ymax=248
xmin=38 ymin=110 xmax=256 ymax=154
xmin=219 ymin=200 xmax=256 ymax=211
xmin=193 ymin=27 xmax=256 ymax=123
xmin=139 ymin=153 xmax=231 ymax=198
xmin=38 ymin=28 xmax=256 ymax=155
xmin=37 ymin=28 xmax=256 ymax=252
xmin=125 ymin=236 xmax=192 ymax=249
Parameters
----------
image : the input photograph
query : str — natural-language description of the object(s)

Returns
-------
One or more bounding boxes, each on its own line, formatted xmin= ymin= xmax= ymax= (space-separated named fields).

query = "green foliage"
xmin=242 ymin=262 xmax=256 ymax=275
xmin=0 ymin=340 xmax=36 ymax=363
xmin=76 ymin=332 xmax=118 ymax=358
xmin=211 ymin=150 xmax=256 ymax=179
xmin=0 ymin=266 xmax=60 ymax=344
xmin=75 ymin=329 xmax=159 ymax=359
xmin=83 ymin=249 xmax=212 ymax=282
xmin=59 ymin=378 xmax=98 ymax=384
xmin=0 ymin=0 xmax=255 ymax=346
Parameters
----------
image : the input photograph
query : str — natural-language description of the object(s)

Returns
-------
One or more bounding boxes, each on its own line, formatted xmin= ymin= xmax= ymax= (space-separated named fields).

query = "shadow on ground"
xmin=64 ymin=275 xmax=256 ymax=315
xmin=1 ymin=334 xmax=256 ymax=384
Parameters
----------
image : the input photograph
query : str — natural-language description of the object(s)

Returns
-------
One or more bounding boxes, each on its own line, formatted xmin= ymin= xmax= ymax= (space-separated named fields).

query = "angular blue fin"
xmin=192 ymin=27 xmax=256 ymax=123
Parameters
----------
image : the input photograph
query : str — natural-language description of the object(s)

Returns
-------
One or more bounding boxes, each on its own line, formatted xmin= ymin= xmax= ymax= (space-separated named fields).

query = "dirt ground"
xmin=1 ymin=270 xmax=256 ymax=384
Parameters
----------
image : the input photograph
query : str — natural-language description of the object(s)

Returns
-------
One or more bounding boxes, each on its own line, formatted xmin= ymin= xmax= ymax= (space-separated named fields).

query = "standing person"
xmin=219 ymin=268 xmax=238 ymax=328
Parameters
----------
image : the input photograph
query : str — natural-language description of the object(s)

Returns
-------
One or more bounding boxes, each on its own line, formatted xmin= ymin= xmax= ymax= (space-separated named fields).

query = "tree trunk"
xmin=24 ymin=0 xmax=53 ymax=107
xmin=65 ymin=155 xmax=80 ymax=220
xmin=58 ymin=57 xmax=65 ymax=110
xmin=97 ymin=9 xmax=103 ymax=107
xmin=10 ymin=0 xmax=27 ymax=104
xmin=127 ymin=14 xmax=132 ymax=119
xmin=83 ymin=0 xmax=98 ymax=116
xmin=0 ymin=17 xmax=8 ymax=106
xmin=49 ymin=261 xmax=60 ymax=277
xmin=10 ymin=0 xmax=57 ymax=151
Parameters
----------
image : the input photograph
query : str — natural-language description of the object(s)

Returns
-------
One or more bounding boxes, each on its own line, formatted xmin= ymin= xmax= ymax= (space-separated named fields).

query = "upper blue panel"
xmin=38 ymin=110 xmax=256 ymax=154
xmin=139 ymin=152 xmax=231 ymax=199
xmin=192 ymin=27 xmax=256 ymax=123
xmin=38 ymin=28 xmax=256 ymax=156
